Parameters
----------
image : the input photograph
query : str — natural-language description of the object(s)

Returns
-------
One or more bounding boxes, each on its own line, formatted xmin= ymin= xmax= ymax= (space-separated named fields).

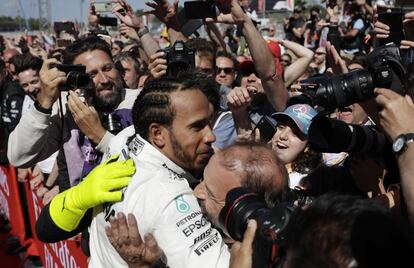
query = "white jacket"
xmin=89 ymin=127 xmax=230 ymax=268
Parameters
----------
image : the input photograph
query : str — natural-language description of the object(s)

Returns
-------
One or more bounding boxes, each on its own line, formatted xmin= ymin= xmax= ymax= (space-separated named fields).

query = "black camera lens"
xmin=308 ymin=116 xmax=388 ymax=155
xmin=313 ymin=69 xmax=373 ymax=111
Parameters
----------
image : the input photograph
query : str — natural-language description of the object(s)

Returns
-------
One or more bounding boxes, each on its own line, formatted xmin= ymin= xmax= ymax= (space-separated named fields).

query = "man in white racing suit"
xmin=88 ymin=72 xmax=230 ymax=268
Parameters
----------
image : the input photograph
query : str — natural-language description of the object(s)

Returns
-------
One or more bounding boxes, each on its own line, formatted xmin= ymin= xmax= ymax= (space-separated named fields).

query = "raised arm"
xmin=281 ymin=39 xmax=314 ymax=86
xmin=215 ymin=0 xmax=288 ymax=111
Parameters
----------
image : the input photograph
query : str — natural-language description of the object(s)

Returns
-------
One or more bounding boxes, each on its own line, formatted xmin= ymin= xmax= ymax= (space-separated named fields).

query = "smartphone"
xmin=253 ymin=116 xmax=277 ymax=143
xmin=98 ymin=16 xmax=118 ymax=27
xmin=184 ymin=1 xmax=218 ymax=20
xmin=94 ymin=2 xmax=114 ymax=13
xmin=54 ymin=21 xmax=75 ymax=33
xmin=56 ymin=38 xmax=72 ymax=47
xmin=177 ymin=9 xmax=203 ymax=37
xmin=378 ymin=12 xmax=405 ymax=45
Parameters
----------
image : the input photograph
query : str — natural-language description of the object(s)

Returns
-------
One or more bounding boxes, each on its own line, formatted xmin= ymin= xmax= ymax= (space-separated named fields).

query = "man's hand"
xmin=67 ymin=91 xmax=106 ymax=145
xmin=42 ymin=185 xmax=60 ymax=205
xmin=210 ymin=0 xmax=248 ymax=25
xmin=88 ymin=0 xmax=99 ymax=29
xmin=120 ymin=24 xmax=140 ymax=41
xmin=112 ymin=0 xmax=143 ymax=30
xmin=106 ymin=212 xmax=163 ymax=268
xmin=148 ymin=51 xmax=167 ymax=79
xmin=230 ymin=219 xmax=257 ymax=268
xmin=39 ymin=58 xmax=66 ymax=109
xmin=326 ymin=41 xmax=348 ymax=75
xmin=227 ymin=87 xmax=252 ymax=113
xmin=375 ymin=88 xmax=414 ymax=141
xmin=145 ymin=0 xmax=179 ymax=29
xmin=17 ymin=168 xmax=30 ymax=182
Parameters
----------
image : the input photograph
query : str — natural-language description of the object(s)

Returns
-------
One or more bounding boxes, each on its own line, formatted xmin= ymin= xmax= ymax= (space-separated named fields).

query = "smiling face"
xmin=73 ymin=49 xmax=123 ymax=112
xmin=271 ymin=118 xmax=308 ymax=165
xmin=17 ymin=69 xmax=40 ymax=101
xmin=162 ymin=89 xmax=216 ymax=173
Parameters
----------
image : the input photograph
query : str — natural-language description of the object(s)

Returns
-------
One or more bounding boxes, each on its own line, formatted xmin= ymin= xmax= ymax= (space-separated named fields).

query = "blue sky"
xmin=0 ymin=0 xmax=147 ymax=22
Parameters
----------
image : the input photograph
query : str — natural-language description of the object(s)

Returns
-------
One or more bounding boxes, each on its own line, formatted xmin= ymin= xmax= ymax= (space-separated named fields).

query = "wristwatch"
xmin=392 ymin=133 xmax=414 ymax=155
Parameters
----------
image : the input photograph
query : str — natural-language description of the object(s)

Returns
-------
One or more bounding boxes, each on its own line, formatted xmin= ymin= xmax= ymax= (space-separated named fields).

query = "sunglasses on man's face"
xmin=216 ymin=67 xmax=234 ymax=75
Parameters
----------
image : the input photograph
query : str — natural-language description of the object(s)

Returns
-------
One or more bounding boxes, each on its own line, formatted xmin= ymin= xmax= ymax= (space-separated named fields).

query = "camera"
xmin=219 ymin=187 xmax=312 ymax=268
xmin=162 ymin=41 xmax=195 ymax=76
xmin=305 ymin=44 xmax=413 ymax=111
xmin=308 ymin=116 xmax=388 ymax=155
xmin=50 ymin=64 xmax=92 ymax=91
xmin=102 ymin=114 xmax=122 ymax=135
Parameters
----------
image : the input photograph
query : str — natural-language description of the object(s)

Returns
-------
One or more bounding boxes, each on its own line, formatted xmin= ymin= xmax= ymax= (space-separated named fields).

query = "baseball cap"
xmin=271 ymin=104 xmax=318 ymax=136
xmin=239 ymin=60 xmax=257 ymax=77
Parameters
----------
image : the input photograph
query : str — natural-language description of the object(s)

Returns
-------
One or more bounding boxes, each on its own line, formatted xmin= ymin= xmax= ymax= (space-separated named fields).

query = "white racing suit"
xmin=89 ymin=126 xmax=230 ymax=268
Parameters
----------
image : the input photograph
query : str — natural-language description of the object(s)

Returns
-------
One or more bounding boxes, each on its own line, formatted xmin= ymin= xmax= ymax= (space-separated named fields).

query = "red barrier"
xmin=24 ymin=173 xmax=88 ymax=268
xmin=0 ymin=165 xmax=37 ymax=255
xmin=0 ymin=165 xmax=88 ymax=268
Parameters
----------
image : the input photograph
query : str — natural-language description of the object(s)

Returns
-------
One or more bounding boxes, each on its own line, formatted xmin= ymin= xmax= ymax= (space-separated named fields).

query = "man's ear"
xmin=148 ymin=123 xmax=167 ymax=148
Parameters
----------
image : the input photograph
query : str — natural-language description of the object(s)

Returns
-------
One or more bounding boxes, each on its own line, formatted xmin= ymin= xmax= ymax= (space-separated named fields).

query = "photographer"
xmin=104 ymin=141 xmax=289 ymax=267
xmin=7 ymin=35 xmax=137 ymax=187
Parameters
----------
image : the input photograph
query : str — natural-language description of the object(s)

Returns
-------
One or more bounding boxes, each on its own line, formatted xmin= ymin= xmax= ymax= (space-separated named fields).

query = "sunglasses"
xmin=216 ymin=67 xmax=234 ymax=74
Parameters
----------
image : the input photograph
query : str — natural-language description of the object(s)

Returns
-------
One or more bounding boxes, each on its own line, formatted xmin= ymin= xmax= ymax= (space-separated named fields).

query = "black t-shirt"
xmin=0 ymin=79 xmax=25 ymax=164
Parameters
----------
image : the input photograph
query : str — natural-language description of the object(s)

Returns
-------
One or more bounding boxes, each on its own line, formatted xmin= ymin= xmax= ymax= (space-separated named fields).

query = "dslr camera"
xmin=162 ymin=40 xmax=195 ymax=76
xmin=303 ymin=44 xmax=413 ymax=111
xmin=219 ymin=187 xmax=312 ymax=268
xmin=50 ymin=64 xmax=92 ymax=91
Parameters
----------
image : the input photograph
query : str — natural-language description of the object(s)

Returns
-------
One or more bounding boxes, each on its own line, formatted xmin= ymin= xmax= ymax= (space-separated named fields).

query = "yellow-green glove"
xmin=49 ymin=154 xmax=135 ymax=232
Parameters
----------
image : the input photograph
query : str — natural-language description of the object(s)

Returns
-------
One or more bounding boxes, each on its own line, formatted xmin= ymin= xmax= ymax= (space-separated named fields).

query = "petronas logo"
xmin=175 ymin=195 xmax=190 ymax=213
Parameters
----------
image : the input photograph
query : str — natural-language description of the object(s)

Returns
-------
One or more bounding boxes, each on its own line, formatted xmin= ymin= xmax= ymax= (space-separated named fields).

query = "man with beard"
xmin=7 ymin=35 xmax=137 ymax=187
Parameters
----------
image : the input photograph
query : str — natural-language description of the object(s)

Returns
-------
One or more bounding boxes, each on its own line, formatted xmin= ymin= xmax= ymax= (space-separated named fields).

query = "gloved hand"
xmin=49 ymin=154 xmax=135 ymax=232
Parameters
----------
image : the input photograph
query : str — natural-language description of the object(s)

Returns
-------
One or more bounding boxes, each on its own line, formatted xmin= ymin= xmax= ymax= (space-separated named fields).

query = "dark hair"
xmin=284 ymin=194 xmax=414 ymax=268
xmin=300 ymin=166 xmax=365 ymax=197
xmin=12 ymin=53 xmax=43 ymax=74
xmin=219 ymin=142 xmax=289 ymax=206
xmin=186 ymin=38 xmax=215 ymax=57
xmin=215 ymin=51 xmax=238 ymax=68
xmin=291 ymin=147 xmax=322 ymax=174
xmin=114 ymin=51 xmax=140 ymax=75
xmin=63 ymin=35 xmax=112 ymax=64
xmin=132 ymin=71 xmax=219 ymax=139
xmin=113 ymin=40 xmax=124 ymax=51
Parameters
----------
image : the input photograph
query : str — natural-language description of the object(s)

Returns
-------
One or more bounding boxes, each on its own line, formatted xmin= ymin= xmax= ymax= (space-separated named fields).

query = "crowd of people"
xmin=1 ymin=0 xmax=414 ymax=267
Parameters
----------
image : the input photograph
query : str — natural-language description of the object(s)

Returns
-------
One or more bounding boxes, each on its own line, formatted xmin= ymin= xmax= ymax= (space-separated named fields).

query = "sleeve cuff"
xmin=95 ymin=131 xmax=114 ymax=153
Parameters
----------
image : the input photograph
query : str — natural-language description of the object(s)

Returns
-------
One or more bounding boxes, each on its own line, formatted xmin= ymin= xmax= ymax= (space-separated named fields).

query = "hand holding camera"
xmin=68 ymin=91 xmax=107 ymax=145
xmin=375 ymin=88 xmax=414 ymax=142
xmin=145 ymin=0 xmax=180 ymax=30
xmin=229 ymin=219 xmax=257 ymax=268
xmin=148 ymin=51 xmax=167 ymax=79
xmin=39 ymin=58 xmax=67 ymax=109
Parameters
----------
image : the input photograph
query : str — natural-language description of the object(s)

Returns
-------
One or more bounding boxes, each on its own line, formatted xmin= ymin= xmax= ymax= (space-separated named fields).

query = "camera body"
xmin=162 ymin=41 xmax=195 ymax=76
xmin=50 ymin=64 xmax=92 ymax=91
